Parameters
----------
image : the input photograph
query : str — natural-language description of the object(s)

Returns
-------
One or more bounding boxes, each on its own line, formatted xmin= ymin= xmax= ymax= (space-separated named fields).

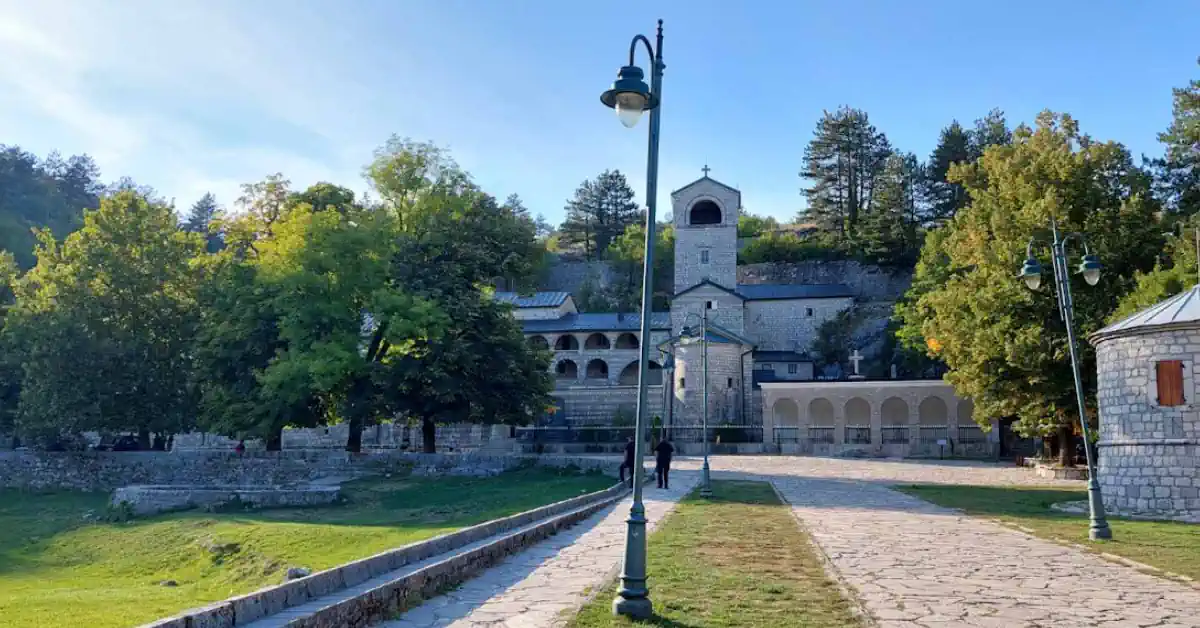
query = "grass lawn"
xmin=0 ymin=466 xmax=612 ymax=628
xmin=570 ymin=480 xmax=861 ymax=628
xmin=897 ymin=484 xmax=1200 ymax=580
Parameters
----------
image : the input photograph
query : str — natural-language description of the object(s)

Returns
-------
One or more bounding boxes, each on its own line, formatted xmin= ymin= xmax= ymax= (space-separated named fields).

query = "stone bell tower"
xmin=667 ymin=167 xmax=750 ymax=429
xmin=672 ymin=165 xmax=741 ymax=295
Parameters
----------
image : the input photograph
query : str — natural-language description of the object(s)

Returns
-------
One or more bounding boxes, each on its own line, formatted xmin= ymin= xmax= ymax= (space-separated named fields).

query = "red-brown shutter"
xmin=1157 ymin=360 xmax=1185 ymax=406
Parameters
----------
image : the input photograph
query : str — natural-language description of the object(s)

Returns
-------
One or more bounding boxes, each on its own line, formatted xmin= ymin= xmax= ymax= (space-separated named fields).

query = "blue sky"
xmin=0 ymin=1 xmax=1196 ymax=224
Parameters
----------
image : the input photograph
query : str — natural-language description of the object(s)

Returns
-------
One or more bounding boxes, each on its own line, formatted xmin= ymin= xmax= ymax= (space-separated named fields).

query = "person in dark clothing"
xmin=619 ymin=437 xmax=635 ymax=486
xmin=655 ymin=438 xmax=674 ymax=489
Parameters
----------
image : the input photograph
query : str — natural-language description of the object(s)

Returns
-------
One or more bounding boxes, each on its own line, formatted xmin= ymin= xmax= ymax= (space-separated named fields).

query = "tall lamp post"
xmin=680 ymin=310 xmax=714 ymax=498
xmin=600 ymin=19 xmax=664 ymax=619
xmin=1019 ymin=216 xmax=1112 ymax=541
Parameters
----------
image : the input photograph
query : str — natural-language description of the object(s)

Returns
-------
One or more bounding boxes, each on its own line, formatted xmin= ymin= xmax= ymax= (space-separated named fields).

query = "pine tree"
xmin=183 ymin=192 xmax=222 ymax=253
xmin=924 ymin=121 xmax=972 ymax=225
xmin=1153 ymin=59 xmax=1200 ymax=216
xmin=799 ymin=107 xmax=891 ymax=239
xmin=559 ymin=169 xmax=640 ymax=260
xmin=858 ymin=153 xmax=922 ymax=266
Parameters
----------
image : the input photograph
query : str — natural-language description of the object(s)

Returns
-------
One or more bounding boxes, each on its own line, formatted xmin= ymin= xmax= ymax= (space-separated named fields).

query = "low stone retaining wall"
xmin=112 ymin=485 xmax=343 ymax=516
xmin=143 ymin=481 xmax=629 ymax=627
xmin=0 ymin=450 xmax=622 ymax=492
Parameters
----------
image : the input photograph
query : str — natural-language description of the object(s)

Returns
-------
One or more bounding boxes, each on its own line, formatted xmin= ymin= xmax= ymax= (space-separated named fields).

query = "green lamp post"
xmin=600 ymin=19 xmax=664 ymax=620
xmin=1019 ymin=216 xmax=1111 ymax=540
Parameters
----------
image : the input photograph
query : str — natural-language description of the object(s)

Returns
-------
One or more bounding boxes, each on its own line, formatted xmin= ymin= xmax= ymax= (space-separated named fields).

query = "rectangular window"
xmin=679 ymin=377 xmax=685 ymax=389
xmin=758 ymin=363 xmax=772 ymax=371
xmin=1157 ymin=360 xmax=1186 ymax=406
xmin=727 ymin=377 xmax=734 ymax=388
xmin=788 ymin=363 xmax=798 ymax=375
xmin=805 ymin=307 xmax=814 ymax=317
xmin=705 ymin=300 xmax=716 ymax=310
xmin=700 ymin=250 xmax=710 ymax=264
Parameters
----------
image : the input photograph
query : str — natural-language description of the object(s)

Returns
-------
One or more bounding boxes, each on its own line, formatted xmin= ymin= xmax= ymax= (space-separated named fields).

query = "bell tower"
xmin=671 ymin=166 xmax=740 ymax=294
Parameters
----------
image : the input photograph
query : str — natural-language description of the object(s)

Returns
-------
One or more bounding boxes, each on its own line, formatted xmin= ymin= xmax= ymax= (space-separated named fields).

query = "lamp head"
xmin=600 ymin=65 xmax=657 ymax=128
xmin=1078 ymin=254 xmax=1102 ymax=286
xmin=1020 ymin=257 xmax=1043 ymax=291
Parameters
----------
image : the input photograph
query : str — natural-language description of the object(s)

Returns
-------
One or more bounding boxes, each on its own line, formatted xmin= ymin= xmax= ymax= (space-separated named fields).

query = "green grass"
xmin=570 ymin=480 xmax=861 ymax=627
xmin=897 ymin=484 xmax=1200 ymax=580
xmin=0 ymin=466 xmax=612 ymax=628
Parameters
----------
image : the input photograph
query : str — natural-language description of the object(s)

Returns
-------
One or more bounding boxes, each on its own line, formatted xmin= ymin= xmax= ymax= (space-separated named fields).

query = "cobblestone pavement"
xmin=381 ymin=470 xmax=698 ymax=627
xmin=708 ymin=457 xmax=1200 ymax=628
xmin=383 ymin=456 xmax=1200 ymax=627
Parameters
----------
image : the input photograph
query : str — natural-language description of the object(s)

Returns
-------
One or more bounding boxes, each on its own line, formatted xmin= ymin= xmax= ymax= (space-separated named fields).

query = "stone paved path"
xmin=382 ymin=457 xmax=1200 ymax=627
xmin=381 ymin=470 xmax=698 ymax=627
xmin=706 ymin=457 xmax=1200 ymax=628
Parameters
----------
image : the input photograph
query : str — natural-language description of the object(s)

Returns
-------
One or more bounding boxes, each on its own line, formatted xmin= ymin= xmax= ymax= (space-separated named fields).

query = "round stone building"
xmin=1090 ymin=286 xmax=1200 ymax=519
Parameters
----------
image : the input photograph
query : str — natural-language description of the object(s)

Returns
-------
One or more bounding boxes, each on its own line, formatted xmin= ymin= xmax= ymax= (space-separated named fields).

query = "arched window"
xmin=615 ymin=333 xmax=639 ymax=349
xmin=584 ymin=333 xmax=611 ymax=350
xmin=808 ymin=398 xmax=835 ymax=426
xmin=555 ymin=360 xmax=578 ymax=380
xmin=527 ymin=335 xmax=549 ymax=350
xmin=918 ymin=397 xmax=948 ymax=425
xmin=881 ymin=397 xmax=909 ymax=425
xmin=689 ymin=200 xmax=722 ymax=225
xmin=618 ymin=360 xmax=662 ymax=385
xmin=773 ymin=399 xmax=800 ymax=427
xmin=586 ymin=359 xmax=609 ymax=380
xmin=555 ymin=335 xmax=579 ymax=351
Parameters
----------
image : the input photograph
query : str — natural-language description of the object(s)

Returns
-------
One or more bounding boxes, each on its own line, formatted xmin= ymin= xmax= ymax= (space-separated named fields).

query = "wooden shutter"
xmin=1157 ymin=360 xmax=1185 ymax=406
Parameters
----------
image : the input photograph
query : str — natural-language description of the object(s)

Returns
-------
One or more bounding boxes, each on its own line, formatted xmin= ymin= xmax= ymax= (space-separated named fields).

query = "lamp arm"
xmin=1060 ymin=232 xmax=1092 ymax=256
xmin=628 ymin=35 xmax=655 ymax=67
xmin=1025 ymin=237 xmax=1050 ymax=260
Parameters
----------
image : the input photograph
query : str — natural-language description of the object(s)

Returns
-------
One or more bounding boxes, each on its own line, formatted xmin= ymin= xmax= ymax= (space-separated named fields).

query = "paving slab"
xmin=381 ymin=470 xmax=697 ymax=627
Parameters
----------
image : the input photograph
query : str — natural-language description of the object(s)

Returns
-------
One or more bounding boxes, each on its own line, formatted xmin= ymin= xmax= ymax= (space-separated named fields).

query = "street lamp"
xmin=601 ymin=19 xmax=664 ymax=620
xmin=1019 ymin=216 xmax=1112 ymax=541
xmin=680 ymin=311 xmax=714 ymax=499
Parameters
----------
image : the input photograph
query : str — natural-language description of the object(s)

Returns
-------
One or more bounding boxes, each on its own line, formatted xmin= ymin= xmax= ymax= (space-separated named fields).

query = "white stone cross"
xmin=849 ymin=349 xmax=864 ymax=376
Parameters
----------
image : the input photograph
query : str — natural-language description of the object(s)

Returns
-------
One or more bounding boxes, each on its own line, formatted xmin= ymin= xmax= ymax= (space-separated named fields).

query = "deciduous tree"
xmin=898 ymin=112 xmax=1164 ymax=463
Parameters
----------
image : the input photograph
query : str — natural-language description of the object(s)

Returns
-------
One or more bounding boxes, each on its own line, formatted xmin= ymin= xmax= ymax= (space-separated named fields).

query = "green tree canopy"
xmin=898 ymin=112 xmax=1163 ymax=445
xmin=2 ymin=190 xmax=201 ymax=448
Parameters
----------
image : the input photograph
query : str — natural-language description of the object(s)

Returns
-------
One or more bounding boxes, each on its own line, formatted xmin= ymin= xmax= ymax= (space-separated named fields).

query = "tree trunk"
xmin=137 ymin=428 xmax=151 ymax=451
xmin=266 ymin=428 xmax=283 ymax=451
xmin=1058 ymin=424 xmax=1074 ymax=467
xmin=422 ymin=417 xmax=437 ymax=454
xmin=345 ymin=416 xmax=363 ymax=453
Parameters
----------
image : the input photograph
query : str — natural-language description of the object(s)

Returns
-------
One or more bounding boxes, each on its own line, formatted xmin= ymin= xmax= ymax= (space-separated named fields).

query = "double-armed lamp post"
xmin=599 ymin=19 xmax=664 ymax=619
xmin=680 ymin=310 xmax=714 ymax=498
xmin=1019 ymin=217 xmax=1112 ymax=541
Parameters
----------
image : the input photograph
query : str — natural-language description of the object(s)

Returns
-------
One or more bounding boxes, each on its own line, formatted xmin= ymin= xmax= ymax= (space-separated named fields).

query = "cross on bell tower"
xmin=701 ymin=164 xmax=711 ymax=177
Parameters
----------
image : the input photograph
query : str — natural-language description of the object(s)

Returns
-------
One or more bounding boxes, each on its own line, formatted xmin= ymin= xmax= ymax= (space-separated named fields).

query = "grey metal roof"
xmin=736 ymin=283 xmax=854 ymax=300
xmin=494 ymin=291 xmax=570 ymax=308
xmin=1092 ymin=285 xmax=1200 ymax=342
xmin=522 ymin=312 xmax=671 ymax=334
xmin=752 ymin=350 xmax=812 ymax=362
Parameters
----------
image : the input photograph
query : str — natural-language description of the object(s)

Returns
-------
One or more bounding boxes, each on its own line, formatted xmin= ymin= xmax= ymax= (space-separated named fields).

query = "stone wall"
xmin=1093 ymin=328 xmax=1200 ymax=517
xmin=112 ymin=484 xmax=343 ymax=516
xmin=738 ymin=261 xmax=912 ymax=302
xmin=0 ymin=450 xmax=620 ymax=492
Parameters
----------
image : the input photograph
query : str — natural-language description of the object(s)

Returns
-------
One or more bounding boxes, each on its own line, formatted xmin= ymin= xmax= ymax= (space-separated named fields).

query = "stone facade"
xmin=1092 ymin=328 xmax=1200 ymax=518
xmin=744 ymin=297 xmax=854 ymax=352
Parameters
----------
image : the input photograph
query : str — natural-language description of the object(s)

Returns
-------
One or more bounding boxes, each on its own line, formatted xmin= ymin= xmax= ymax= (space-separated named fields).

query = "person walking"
xmin=619 ymin=436 xmax=636 ymax=487
xmin=654 ymin=436 xmax=674 ymax=489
